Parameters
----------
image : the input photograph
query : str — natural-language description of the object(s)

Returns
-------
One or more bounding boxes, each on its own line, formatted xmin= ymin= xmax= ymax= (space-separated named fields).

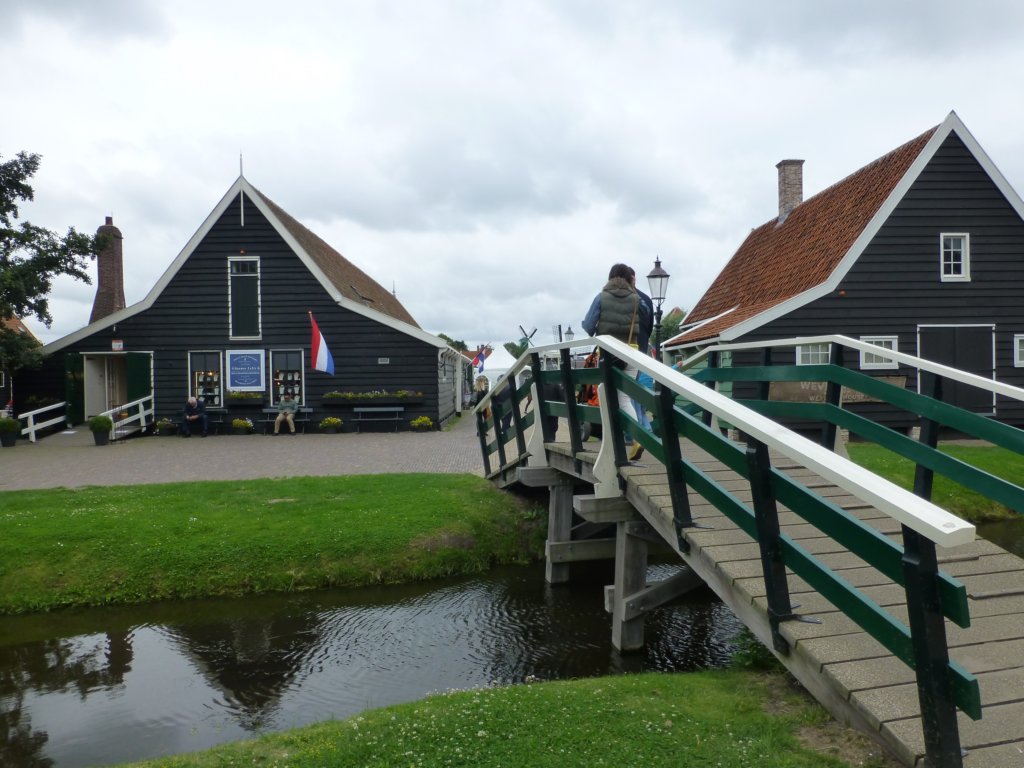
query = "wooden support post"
xmin=530 ymin=353 xmax=555 ymax=444
xmin=611 ymin=520 xmax=649 ymax=651
xmin=559 ymin=347 xmax=584 ymax=473
xmin=701 ymin=350 xmax=719 ymax=427
xmin=657 ymin=383 xmax=693 ymax=553
xmin=546 ymin=479 xmax=575 ymax=584
xmin=746 ymin=437 xmax=796 ymax=655
xmin=509 ymin=379 xmax=527 ymax=459
xmin=821 ymin=341 xmax=843 ymax=452
xmin=476 ymin=410 xmax=491 ymax=476
xmin=915 ymin=372 xmax=942 ymax=501
xmin=902 ymin=525 xmax=964 ymax=768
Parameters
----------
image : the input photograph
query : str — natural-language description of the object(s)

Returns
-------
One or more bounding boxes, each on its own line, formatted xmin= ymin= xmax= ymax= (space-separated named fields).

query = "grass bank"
xmin=846 ymin=442 xmax=1024 ymax=523
xmin=0 ymin=473 xmax=545 ymax=614
xmin=123 ymin=671 xmax=896 ymax=768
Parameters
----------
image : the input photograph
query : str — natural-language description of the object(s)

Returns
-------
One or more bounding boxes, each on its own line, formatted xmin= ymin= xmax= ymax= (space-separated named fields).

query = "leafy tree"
xmin=437 ymin=333 xmax=468 ymax=353
xmin=504 ymin=340 xmax=529 ymax=359
xmin=0 ymin=152 xmax=99 ymax=374
xmin=657 ymin=306 xmax=687 ymax=346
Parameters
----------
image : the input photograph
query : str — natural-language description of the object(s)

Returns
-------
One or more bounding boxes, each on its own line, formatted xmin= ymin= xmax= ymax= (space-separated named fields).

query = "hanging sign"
xmin=226 ymin=349 xmax=265 ymax=391
xmin=111 ymin=339 xmax=124 ymax=351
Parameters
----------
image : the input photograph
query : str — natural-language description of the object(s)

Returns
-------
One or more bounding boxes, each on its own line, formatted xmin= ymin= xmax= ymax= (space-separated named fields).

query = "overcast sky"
xmin=6 ymin=0 xmax=1024 ymax=369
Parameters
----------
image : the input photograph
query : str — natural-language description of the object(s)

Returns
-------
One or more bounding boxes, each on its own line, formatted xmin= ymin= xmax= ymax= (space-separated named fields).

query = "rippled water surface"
xmin=0 ymin=564 xmax=741 ymax=767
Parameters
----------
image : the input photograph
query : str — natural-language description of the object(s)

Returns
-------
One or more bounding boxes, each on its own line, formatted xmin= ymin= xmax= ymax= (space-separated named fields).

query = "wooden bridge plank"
xmin=536 ymin=438 xmax=1024 ymax=767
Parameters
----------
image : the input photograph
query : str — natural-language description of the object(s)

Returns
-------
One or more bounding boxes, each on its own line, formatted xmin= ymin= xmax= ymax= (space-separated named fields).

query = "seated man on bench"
xmin=274 ymin=392 xmax=299 ymax=435
xmin=181 ymin=396 xmax=208 ymax=437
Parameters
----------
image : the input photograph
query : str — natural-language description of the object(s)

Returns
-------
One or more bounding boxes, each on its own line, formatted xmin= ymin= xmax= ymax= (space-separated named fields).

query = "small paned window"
xmin=796 ymin=343 xmax=830 ymax=365
xmin=270 ymin=350 xmax=304 ymax=405
xmin=940 ymin=233 xmax=970 ymax=282
xmin=1015 ymin=335 xmax=1024 ymax=368
xmin=859 ymin=336 xmax=899 ymax=370
xmin=229 ymin=257 xmax=262 ymax=338
xmin=188 ymin=351 xmax=223 ymax=407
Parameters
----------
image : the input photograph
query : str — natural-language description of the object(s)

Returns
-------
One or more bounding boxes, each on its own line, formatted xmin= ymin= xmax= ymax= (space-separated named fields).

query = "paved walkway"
xmin=0 ymin=414 xmax=484 ymax=491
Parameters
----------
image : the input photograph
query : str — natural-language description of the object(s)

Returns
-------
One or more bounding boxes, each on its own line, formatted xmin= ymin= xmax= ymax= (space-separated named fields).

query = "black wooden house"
xmin=664 ymin=111 xmax=1024 ymax=428
xmin=24 ymin=176 xmax=465 ymax=431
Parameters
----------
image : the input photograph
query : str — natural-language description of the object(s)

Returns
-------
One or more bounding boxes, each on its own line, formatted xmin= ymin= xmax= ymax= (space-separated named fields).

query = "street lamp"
xmin=646 ymin=257 xmax=670 ymax=359
xmin=564 ymin=325 xmax=575 ymax=342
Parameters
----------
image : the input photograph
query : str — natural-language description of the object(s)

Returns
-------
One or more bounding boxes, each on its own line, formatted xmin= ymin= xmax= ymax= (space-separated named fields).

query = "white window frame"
xmin=270 ymin=349 xmax=306 ymax=405
xmin=859 ymin=336 xmax=899 ymax=370
xmin=940 ymin=233 xmax=970 ymax=282
xmin=1015 ymin=334 xmax=1024 ymax=368
xmin=796 ymin=343 xmax=830 ymax=365
xmin=187 ymin=350 xmax=224 ymax=405
xmin=228 ymin=256 xmax=263 ymax=340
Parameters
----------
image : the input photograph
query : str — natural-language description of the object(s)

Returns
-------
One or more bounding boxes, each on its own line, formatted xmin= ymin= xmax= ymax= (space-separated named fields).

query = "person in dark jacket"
xmin=181 ymin=396 xmax=208 ymax=437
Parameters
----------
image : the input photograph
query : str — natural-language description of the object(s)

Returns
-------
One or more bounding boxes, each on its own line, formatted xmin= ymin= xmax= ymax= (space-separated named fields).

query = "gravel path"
xmin=0 ymin=413 xmax=484 ymax=491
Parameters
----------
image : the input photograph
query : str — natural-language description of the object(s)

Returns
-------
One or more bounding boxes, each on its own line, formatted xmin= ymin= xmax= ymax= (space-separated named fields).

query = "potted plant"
xmin=0 ymin=416 xmax=19 ymax=448
xmin=154 ymin=417 xmax=177 ymax=436
xmin=230 ymin=416 xmax=254 ymax=435
xmin=88 ymin=415 xmax=114 ymax=446
xmin=319 ymin=415 xmax=343 ymax=434
xmin=226 ymin=390 xmax=265 ymax=405
xmin=409 ymin=415 xmax=434 ymax=432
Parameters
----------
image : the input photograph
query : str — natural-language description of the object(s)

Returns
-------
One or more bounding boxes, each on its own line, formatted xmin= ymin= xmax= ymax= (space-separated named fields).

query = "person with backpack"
xmin=582 ymin=263 xmax=651 ymax=460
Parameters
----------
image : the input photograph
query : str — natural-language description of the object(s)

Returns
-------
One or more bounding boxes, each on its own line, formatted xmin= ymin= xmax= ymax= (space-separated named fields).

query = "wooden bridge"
xmin=474 ymin=334 xmax=1024 ymax=768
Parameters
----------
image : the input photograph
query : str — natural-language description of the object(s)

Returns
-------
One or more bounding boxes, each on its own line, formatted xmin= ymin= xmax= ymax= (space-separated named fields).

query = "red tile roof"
xmin=669 ymin=125 xmax=938 ymax=346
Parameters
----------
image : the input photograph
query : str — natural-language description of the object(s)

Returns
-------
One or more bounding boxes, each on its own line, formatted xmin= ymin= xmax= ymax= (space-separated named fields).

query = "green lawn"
xmin=0 ymin=473 xmax=545 ymax=614
xmin=122 ymin=671 xmax=897 ymax=768
xmin=845 ymin=442 xmax=1024 ymax=522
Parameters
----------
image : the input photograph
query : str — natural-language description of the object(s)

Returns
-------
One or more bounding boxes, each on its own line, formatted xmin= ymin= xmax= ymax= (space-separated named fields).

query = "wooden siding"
xmin=21 ymin=195 xmax=447 ymax=429
xmin=738 ymin=133 xmax=1024 ymax=427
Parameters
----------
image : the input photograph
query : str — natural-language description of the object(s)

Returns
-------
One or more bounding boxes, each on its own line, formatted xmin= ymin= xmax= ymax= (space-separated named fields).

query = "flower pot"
xmin=0 ymin=432 xmax=17 ymax=448
xmin=320 ymin=426 xmax=338 ymax=434
xmin=231 ymin=427 xmax=253 ymax=435
xmin=92 ymin=431 xmax=110 ymax=446
xmin=157 ymin=426 xmax=177 ymax=436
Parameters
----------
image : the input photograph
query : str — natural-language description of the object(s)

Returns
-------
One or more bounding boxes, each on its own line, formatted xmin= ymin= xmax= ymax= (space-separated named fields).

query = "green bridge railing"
xmin=473 ymin=334 xmax=1024 ymax=768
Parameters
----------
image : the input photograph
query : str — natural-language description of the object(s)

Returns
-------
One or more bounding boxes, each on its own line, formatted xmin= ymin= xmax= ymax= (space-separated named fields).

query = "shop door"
xmin=918 ymin=325 xmax=994 ymax=414
xmin=65 ymin=353 xmax=85 ymax=425
xmin=126 ymin=352 xmax=153 ymax=403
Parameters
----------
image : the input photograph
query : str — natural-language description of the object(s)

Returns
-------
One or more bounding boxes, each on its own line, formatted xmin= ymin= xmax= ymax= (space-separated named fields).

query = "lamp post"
xmin=646 ymin=257 xmax=670 ymax=359
xmin=564 ymin=325 xmax=575 ymax=342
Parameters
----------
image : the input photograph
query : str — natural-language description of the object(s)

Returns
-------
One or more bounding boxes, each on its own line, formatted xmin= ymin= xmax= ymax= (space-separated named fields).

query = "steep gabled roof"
xmin=45 ymin=176 xmax=443 ymax=353
xmin=254 ymin=189 xmax=419 ymax=327
xmin=3 ymin=315 xmax=38 ymax=341
xmin=666 ymin=111 xmax=1024 ymax=348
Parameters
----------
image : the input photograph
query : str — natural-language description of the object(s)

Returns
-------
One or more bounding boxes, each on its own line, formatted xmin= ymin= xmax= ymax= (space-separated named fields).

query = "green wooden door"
xmin=126 ymin=353 xmax=152 ymax=403
xmin=65 ymin=353 xmax=84 ymax=425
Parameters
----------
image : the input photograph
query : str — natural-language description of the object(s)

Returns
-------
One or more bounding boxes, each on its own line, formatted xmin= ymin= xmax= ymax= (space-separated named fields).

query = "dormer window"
xmin=940 ymin=233 xmax=970 ymax=282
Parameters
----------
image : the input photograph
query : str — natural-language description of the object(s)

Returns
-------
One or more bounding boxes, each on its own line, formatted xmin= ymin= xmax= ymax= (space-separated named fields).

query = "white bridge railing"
xmin=100 ymin=395 xmax=155 ymax=440
xmin=17 ymin=401 xmax=69 ymax=443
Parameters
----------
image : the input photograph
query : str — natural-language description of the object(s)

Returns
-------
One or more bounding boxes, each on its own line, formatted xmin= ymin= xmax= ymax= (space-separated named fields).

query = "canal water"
xmin=0 ymin=563 xmax=742 ymax=767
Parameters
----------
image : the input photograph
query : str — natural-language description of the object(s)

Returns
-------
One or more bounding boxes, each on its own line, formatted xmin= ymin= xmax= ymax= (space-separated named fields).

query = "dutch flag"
xmin=471 ymin=348 xmax=486 ymax=373
xmin=309 ymin=312 xmax=335 ymax=375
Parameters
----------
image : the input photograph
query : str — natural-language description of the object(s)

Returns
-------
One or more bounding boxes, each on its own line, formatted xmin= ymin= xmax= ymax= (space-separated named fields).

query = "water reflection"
xmin=0 ymin=564 xmax=740 ymax=768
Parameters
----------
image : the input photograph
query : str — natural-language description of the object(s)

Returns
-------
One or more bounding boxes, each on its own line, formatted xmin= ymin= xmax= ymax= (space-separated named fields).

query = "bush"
xmin=87 ymin=415 xmax=114 ymax=432
xmin=0 ymin=417 xmax=19 ymax=434
xmin=410 ymin=415 xmax=434 ymax=431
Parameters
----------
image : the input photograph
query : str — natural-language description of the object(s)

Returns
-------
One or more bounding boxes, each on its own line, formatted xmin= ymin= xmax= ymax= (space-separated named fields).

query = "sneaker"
xmin=628 ymin=442 xmax=644 ymax=461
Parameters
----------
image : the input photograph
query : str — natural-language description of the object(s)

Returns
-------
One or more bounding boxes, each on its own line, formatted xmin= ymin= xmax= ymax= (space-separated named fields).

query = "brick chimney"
xmin=90 ymin=216 xmax=126 ymax=324
xmin=776 ymin=159 xmax=804 ymax=223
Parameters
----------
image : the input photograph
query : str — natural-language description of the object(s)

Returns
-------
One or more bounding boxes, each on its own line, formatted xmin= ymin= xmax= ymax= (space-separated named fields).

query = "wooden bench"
xmin=260 ymin=406 xmax=314 ymax=434
xmin=352 ymin=406 xmax=404 ymax=432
